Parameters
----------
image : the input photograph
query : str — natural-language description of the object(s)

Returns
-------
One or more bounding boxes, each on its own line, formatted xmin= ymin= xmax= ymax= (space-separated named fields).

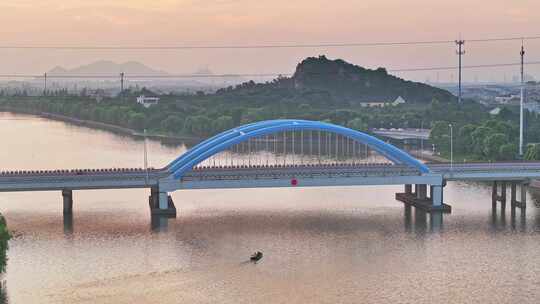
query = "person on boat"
xmin=250 ymin=251 xmax=263 ymax=262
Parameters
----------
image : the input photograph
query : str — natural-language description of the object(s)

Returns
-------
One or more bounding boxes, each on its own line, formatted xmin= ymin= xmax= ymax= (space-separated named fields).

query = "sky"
xmin=1 ymin=0 xmax=539 ymax=82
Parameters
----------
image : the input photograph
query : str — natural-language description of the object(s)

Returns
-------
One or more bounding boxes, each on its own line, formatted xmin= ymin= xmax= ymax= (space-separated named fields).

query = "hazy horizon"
xmin=1 ymin=0 xmax=540 ymax=82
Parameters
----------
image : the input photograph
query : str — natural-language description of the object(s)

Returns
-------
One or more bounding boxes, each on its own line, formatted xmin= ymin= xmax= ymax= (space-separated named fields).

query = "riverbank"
xmin=409 ymin=150 xmax=448 ymax=163
xmin=0 ymin=107 xmax=200 ymax=146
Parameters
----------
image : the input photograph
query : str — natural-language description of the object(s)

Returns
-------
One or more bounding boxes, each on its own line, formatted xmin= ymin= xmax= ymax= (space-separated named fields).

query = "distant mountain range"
xmin=47 ymin=60 xmax=169 ymax=76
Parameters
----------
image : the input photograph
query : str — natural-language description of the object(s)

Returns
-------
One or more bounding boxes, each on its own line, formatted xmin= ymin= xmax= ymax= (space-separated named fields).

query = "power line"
xmin=1 ymin=35 xmax=540 ymax=50
xmin=0 ymin=61 xmax=539 ymax=79
xmin=390 ymin=61 xmax=540 ymax=72
xmin=0 ymin=73 xmax=289 ymax=79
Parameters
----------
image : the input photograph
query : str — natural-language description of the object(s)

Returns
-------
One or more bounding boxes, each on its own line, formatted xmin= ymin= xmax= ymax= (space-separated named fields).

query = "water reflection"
xmin=430 ymin=212 xmax=443 ymax=232
xmin=510 ymin=207 xmax=527 ymax=231
xmin=151 ymin=215 xmax=169 ymax=232
xmin=63 ymin=213 xmax=73 ymax=235
xmin=5 ymin=112 xmax=540 ymax=303
xmin=402 ymin=206 xmax=443 ymax=235
xmin=0 ymin=282 xmax=7 ymax=304
xmin=490 ymin=202 xmax=527 ymax=232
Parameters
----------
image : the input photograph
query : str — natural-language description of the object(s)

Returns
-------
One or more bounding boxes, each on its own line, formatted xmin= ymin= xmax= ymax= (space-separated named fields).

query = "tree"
xmin=347 ymin=118 xmax=368 ymax=132
xmin=128 ymin=112 xmax=146 ymax=130
xmin=184 ymin=115 xmax=212 ymax=137
xmin=212 ymin=115 xmax=234 ymax=133
xmin=430 ymin=121 xmax=451 ymax=153
xmin=0 ymin=215 xmax=10 ymax=274
xmin=525 ymin=144 xmax=540 ymax=160
xmin=483 ymin=133 xmax=507 ymax=160
xmin=471 ymin=126 xmax=493 ymax=156
xmin=230 ymin=108 xmax=243 ymax=125
xmin=458 ymin=124 xmax=476 ymax=153
xmin=499 ymin=143 xmax=516 ymax=160
xmin=161 ymin=115 xmax=184 ymax=133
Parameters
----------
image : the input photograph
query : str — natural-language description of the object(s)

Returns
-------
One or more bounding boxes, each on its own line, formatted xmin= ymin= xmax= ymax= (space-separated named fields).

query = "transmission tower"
xmin=455 ymin=39 xmax=465 ymax=103
xmin=519 ymin=41 xmax=525 ymax=156
xmin=120 ymin=72 xmax=125 ymax=93
xmin=43 ymin=72 xmax=47 ymax=95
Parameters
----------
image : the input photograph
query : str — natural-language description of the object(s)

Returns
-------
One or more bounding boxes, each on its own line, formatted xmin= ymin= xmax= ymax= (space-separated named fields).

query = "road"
xmin=1 ymin=162 xmax=540 ymax=192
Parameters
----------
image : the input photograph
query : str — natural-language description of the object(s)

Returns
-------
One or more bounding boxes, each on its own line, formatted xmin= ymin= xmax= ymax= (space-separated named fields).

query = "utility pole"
xmin=449 ymin=123 xmax=453 ymax=171
xmin=455 ymin=39 xmax=465 ymax=104
xmin=519 ymin=41 xmax=525 ymax=156
xmin=420 ymin=121 xmax=424 ymax=160
xmin=44 ymin=73 xmax=47 ymax=95
xmin=120 ymin=72 xmax=125 ymax=93
xmin=144 ymin=129 xmax=149 ymax=184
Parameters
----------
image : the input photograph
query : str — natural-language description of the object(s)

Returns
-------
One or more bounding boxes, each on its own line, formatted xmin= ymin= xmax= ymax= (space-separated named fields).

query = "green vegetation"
xmin=430 ymin=119 xmax=519 ymax=161
xmin=0 ymin=56 xmax=457 ymax=137
xmin=1 ymin=56 xmax=540 ymax=162
xmin=525 ymin=144 xmax=540 ymax=160
xmin=0 ymin=215 xmax=10 ymax=274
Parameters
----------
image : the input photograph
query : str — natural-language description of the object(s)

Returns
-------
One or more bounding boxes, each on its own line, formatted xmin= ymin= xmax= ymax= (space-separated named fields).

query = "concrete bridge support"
xmin=149 ymin=187 xmax=177 ymax=218
xmin=492 ymin=181 xmax=507 ymax=209
xmin=62 ymin=189 xmax=73 ymax=215
xmin=415 ymin=184 xmax=428 ymax=200
xmin=404 ymin=184 xmax=413 ymax=194
xmin=396 ymin=183 xmax=451 ymax=213
xmin=431 ymin=185 xmax=443 ymax=207
xmin=510 ymin=182 xmax=527 ymax=210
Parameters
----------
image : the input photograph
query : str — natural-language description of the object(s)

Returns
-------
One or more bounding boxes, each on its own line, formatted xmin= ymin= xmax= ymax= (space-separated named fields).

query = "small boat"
xmin=250 ymin=251 xmax=263 ymax=262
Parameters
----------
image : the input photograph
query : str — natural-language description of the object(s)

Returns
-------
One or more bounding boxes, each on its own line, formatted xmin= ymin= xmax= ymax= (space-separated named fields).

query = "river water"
xmin=1 ymin=112 xmax=540 ymax=303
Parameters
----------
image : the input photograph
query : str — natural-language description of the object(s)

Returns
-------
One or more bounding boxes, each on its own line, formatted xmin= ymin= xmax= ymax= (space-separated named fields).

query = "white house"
xmin=88 ymin=89 xmax=107 ymax=103
xmin=489 ymin=107 xmax=501 ymax=115
xmin=494 ymin=95 xmax=520 ymax=104
xmin=136 ymin=95 xmax=160 ymax=108
xmin=392 ymin=96 xmax=406 ymax=106
xmin=360 ymin=101 xmax=387 ymax=108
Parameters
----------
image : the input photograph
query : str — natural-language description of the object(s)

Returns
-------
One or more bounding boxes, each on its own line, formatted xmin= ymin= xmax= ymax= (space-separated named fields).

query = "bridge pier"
xmin=431 ymin=185 xmax=443 ymax=207
xmin=149 ymin=187 xmax=176 ymax=218
xmin=415 ymin=184 xmax=428 ymax=200
xmin=510 ymin=182 xmax=527 ymax=210
xmin=62 ymin=189 xmax=73 ymax=215
xmin=396 ymin=183 xmax=451 ymax=213
xmin=492 ymin=181 xmax=507 ymax=209
xmin=404 ymin=184 xmax=413 ymax=194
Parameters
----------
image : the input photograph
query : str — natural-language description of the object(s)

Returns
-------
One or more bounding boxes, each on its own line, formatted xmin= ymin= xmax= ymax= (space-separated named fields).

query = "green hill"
xmin=216 ymin=55 xmax=455 ymax=106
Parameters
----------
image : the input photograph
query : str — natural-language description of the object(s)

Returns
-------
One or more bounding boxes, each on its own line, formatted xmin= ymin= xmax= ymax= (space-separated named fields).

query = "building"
xmin=88 ymin=89 xmax=107 ymax=103
xmin=494 ymin=94 xmax=520 ymax=104
xmin=489 ymin=107 xmax=501 ymax=116
xmin=392 ymin=96 xmax=406 ymax=106
xmin=136 ymin=95 xmax=160 ymax=108
xmin=360 ymin=101 xmax=387 ymax=108
xmin=524 ymin=102 xmax=540 ymax=114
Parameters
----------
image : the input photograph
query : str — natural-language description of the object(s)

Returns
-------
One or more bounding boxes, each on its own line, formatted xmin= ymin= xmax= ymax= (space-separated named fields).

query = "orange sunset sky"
xmin=1 ymin=0 xmax=539 ymax=82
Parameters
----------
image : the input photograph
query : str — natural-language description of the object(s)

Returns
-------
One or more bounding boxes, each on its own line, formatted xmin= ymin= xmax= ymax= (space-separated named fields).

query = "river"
xmin=1 ymin=111 xmax=540 ymax=303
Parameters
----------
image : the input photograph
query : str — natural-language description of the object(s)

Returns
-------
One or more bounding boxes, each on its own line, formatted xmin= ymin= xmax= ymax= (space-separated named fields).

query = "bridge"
xmin=0 ymin=119 xmax=538 ymax=217
xmin=372 ymin=128 xmax=430 ymax=141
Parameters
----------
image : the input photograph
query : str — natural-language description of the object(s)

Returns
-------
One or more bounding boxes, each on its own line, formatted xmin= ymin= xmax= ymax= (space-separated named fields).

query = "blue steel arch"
xmin=168 ymin=120 xmax=430 ymax=179
xmin=167 ymin=119 xmax=307 ymax=170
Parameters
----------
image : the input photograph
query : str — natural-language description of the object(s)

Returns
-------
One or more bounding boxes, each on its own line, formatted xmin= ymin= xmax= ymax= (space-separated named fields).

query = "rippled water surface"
xmin=2 ymin=112 xmax=540 ymax=303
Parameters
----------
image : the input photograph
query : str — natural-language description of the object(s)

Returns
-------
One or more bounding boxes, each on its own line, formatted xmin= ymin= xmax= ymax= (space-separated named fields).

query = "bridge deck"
xmin=1 ymin=162 xmax=540 ymax=192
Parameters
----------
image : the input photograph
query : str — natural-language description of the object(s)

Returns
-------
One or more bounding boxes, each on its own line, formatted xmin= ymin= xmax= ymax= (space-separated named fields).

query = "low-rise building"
xmin=136 ymin=95 xmax=160 ymax=108
xmin=360 ymin=101 xmax=387 ymax=108
xmin=392 ymin=96 xmax=406 ymax=106
xmin=88 ymin=89 xmax=107 ymax=103
xmin=489 ymin=107 xmax=501 ymax=116
xmin=494 ymin=94 xmax=520 ymax=104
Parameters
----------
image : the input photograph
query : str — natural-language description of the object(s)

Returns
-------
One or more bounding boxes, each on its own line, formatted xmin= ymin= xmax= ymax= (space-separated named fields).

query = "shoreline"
xmin=2 ymin=108 xmax=540 ymax=189
xmin=0 ymin=107 xmax=201 ymax=146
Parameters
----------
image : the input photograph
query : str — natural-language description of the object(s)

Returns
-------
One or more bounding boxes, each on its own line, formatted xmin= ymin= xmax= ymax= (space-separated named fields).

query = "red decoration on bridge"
xmin=291 ymin=178 xmax=298 ymax=186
